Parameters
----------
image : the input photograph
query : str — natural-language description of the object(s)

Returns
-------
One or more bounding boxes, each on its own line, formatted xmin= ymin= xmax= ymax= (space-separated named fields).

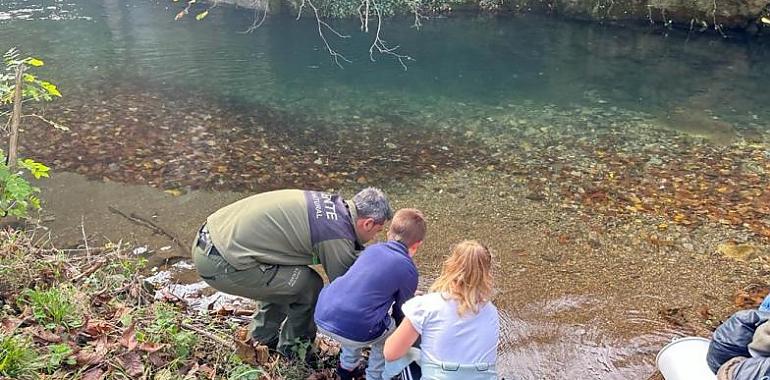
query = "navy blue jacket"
xmin=315 ymin=241 xmax=419 ymax=342
xmin=707 ymin=309 xmax=770 ymax=378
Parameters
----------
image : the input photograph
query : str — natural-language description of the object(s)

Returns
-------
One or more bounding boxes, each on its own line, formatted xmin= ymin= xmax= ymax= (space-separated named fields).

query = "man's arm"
xmin=315 ymin=239 xmax=358 ymax=282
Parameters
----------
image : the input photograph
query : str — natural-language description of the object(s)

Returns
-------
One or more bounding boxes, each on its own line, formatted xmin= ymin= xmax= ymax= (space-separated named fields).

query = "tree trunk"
xmin=8 ymin=63 xmax=24 ymax=170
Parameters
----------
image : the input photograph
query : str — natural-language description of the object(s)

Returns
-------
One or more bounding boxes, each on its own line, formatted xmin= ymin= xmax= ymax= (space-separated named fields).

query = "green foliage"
xmin=139 ymin=303 xmax=198 ymax=360
xmin=288 ymin=337 xmax=311 ymax=363
xmin=0 ymin=152 xmax=46 ymax=218
xmin=0 ymin=334 xmax=39 ymax=379
xmin=1 ymin=48 xmax=61 ymax=104
xmin=228 ymin=357 xmax=264 ymax=380
xmin=19 ymin=285 xmax=83 ymax=330
xmin=0 ymin=47 xmax=63 ymax=220
xmin=293 ymin=0 xmax=465 ymax=18
xmin=44 ymin=343 xmax=75 ymax=373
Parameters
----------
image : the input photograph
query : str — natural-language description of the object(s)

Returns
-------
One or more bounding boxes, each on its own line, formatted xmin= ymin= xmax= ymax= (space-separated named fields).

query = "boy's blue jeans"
xmin=319 ymin=317 xmax=395 ymax=380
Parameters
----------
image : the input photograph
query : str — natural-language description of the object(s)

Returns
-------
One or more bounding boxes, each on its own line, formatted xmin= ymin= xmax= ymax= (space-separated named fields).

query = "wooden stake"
xmin=8 ymin=63 xmax=25 ymax=169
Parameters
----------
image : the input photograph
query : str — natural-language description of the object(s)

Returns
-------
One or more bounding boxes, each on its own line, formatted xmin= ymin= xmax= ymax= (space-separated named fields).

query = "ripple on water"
xmin=497 ymin=295 xmax=685 ymax=379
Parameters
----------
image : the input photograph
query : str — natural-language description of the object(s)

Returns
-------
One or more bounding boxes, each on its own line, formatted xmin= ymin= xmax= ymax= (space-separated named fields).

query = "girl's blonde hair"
xmin=429 ymin=240 xmax=493 ymax=316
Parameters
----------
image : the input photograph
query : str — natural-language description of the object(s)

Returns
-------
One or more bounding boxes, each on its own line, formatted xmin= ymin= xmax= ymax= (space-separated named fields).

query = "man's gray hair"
xmin=352 ymin=187 xmax=393 ymax=224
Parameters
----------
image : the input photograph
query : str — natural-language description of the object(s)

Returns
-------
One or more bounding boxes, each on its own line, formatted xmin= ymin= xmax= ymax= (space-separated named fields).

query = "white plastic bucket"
xmin=656 ymin=337 xmax=717 ymax=380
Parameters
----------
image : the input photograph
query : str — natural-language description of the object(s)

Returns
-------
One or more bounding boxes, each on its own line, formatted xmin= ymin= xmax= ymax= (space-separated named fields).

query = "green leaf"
xmin=26 ymin=58 xmax=44 ymax=67
xmin=20 ymin=159 xmax=50 ymax=179
xmin=195 ymin=10 xmax=209 ymax=20
xmin=40 ymin=81 xmax=61 ymax=97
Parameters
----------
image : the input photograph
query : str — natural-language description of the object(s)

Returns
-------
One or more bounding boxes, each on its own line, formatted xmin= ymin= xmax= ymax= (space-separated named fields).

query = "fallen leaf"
xmin=81 ymin=367 xmax=105 ymax=380
xmin=138 ymin=341 xmax=166 ymax=353
xmin=32 ymin=326 xmax=62 ymax=343
xmin=164 ymin=189 xmax=184 ymax=197
xmin=718 ymin=242 xmax=757 ymax=261
xmin=198 ymin=364 xmax=216 ymax=379
xmin=234 ymin=340 xmax=258 ymax=366
xmin=119 ymin=324 xmax=138 ymax=351
xmin=119 ymin=351 xmax=144 ymax=378
xmin=148 ymin=351 xmax=170 ymax=367
xmin=81 ymin=319 xmax=113 ymax=339
xmin=1 ymin=317 xmax=25 ymax=333
xmin=735 ymin=284 xmax=770 ymax=309
xmin=75 ymin=336 xmax=109 ymax=366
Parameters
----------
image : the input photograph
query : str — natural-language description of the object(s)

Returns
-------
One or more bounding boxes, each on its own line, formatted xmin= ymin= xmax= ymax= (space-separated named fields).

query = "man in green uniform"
xmin=191 ymin=187 xmax=392 ymax=356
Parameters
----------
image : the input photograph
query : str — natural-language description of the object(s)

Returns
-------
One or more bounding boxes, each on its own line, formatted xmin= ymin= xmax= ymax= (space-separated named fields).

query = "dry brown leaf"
xmin=198 ymin=364 xmax=216 ymax=379
xmin=735 ymin=284 xmax=770 ymax=309
xmin=81 ymin=319 xmax=113 ymax=339
xmin=234 ymin=340 xmax=258 ymax=366
xmin=138 ymin=341 xmax=166 ymax=353
xmin=148 ymin=352 xmax=169 ymax=367
xmin=81 ymin=367 xmax=105 ymax=380
xmin=1 ymin=317 xmax=24 ymax=333
xmin=75 ymin=336 xmax=109 ymax=366
xmin=119 ymin=351 xmax=144 ymax=378
xmin=119 ymin=324 xmax=138 ymax=351
xmin=31 ymin=326 xmax=62 ymax=343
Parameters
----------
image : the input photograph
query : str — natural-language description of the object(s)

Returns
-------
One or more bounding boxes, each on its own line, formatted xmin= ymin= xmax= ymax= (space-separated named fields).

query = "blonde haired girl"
xmin=383 ymin=240 xmax=499 ymax=379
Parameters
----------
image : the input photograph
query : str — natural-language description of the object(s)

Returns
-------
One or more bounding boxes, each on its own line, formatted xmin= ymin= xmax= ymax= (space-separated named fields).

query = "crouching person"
xmin=191 ymin=188 xmax=392 ymax=358
xmin=314 ymin=208 xmax=427 ymax=379
xmin=384 ymin=240 xmax=499 ymax=380
xmin=708 ymin=309 xmax=770 ymax=379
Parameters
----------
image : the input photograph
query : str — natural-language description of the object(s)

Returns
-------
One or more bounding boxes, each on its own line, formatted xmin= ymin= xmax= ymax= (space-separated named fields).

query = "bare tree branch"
xmin=239 ymin=0 xmax=269 ymax=33
xmin=366 ymin=0 xmax=413 ymax=71
xmin=297 ymin=0 xmax=351 ymax=68
xmin=409 ymin=0 xmax=427 ymax=29
xmin=21 ymin=114 xmax=69 ymax=131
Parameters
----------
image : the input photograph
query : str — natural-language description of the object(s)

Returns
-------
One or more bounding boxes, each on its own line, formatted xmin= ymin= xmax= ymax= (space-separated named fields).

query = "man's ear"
xmin=363 ymin=218 xmax=376 ymax=230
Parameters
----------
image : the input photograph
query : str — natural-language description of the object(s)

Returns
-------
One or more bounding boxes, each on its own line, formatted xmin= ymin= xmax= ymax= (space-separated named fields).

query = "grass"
xmin=139 ymin=302 xmax=199 ymax=362
xmin=0 ymin=334 xmax=39 ymax=379
xmin=19 ymin=285 xmax=84 ymax=330
xmin=0 ymin=227 xmax=335 ymax=379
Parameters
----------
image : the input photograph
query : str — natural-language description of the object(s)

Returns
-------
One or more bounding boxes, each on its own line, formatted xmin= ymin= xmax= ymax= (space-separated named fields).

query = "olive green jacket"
xmin=206 ymin=189 xmax=364 ymax=281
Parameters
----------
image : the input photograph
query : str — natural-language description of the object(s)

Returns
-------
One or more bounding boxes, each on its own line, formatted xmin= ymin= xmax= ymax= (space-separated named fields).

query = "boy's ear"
xmin=409 ymin=240 xmax=423 ymax=255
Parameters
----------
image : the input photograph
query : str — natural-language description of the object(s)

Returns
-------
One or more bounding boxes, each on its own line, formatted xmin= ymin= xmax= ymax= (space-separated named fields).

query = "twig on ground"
xmin=72 ymin=260 xmax=105 ymax=282
xmin=81 ymin=215 xmax=90 ymax=260
xmin=181 ymin=322 xmax=237 ymax=350
xmin=107 ymin=206 xmax=187 ymax=253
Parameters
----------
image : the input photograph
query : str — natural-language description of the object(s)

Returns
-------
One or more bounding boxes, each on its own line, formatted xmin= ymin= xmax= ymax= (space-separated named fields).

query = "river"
xmin=3 ymin=0 xmax=770 ymax=378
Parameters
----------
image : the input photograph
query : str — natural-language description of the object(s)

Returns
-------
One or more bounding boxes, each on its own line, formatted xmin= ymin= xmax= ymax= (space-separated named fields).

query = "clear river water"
xmin=3 ymin=0 xmax=770 ymax=378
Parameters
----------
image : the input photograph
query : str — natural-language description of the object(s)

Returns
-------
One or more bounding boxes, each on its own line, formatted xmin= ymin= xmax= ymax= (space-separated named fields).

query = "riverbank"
xmin=0 ymin=228 xmax=338 ymax=380
xmin=24 ymin=159 xmax=770 ymax=378
xmin=213 ymin=0 xmax=770 ymax=36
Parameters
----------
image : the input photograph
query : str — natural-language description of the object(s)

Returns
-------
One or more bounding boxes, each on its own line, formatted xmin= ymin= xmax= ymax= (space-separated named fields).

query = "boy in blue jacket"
xmin=314 ymin=208 xmax=426 ymax=380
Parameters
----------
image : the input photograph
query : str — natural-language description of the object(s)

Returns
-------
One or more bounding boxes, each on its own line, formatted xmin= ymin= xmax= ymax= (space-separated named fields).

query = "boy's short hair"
xmin=387 ymin=208 xmax=427 ymax=247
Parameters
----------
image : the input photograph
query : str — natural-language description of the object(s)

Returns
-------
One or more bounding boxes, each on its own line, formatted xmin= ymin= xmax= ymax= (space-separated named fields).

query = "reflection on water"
xmin=2 ymin=0 xmax=770 ymax=125
xmin=3 ymin=0 xmax=770 ymax=378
